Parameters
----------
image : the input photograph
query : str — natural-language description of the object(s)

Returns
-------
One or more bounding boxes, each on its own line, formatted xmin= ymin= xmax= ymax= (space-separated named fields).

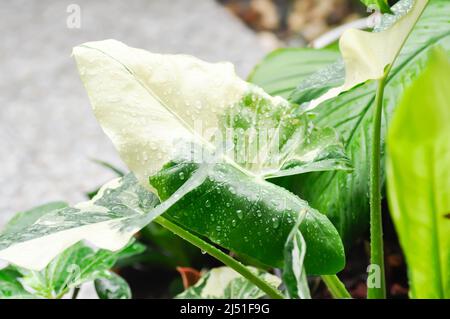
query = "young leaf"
xmin=176 ymin=266 xmax=280 ymax=299
xmin=287 ymin=0 xmax=450 ymax=243
xmin=18 ymin=240 xmax=139 ymax=299
xmin=282 ymin=214 xmax=311 ymax=299
xmin=387 ymin=48 xmax=450 ymax=299
xmin=95 ymin=271 xmax=131 ymax=299
xmin=72 ymin=40 xmax=350 ymax=274
xmin=0 ymin=174 xmax=158 ymax=270
xmin=248 ymin=48 xmax=340 ymax=98
xmin=361 ymin=0 xmax=392 ymax=14
xmin=302 ymin=0 xmax=428 ymax=111
xmin=0 ymin=266 xmax=34 ymax=299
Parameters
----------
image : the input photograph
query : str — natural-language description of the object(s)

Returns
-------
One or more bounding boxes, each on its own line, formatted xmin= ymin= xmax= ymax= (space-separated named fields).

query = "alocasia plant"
xmin=0 ymin=201 xmax=144 ymax=299
xmin=0 ymin=0 xmax=445 ymax=300
xmin=176 ymin=266 xmax=280 ymax=299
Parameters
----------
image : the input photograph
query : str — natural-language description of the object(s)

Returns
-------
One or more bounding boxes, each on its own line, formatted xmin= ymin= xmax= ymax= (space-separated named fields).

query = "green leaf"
xmin=95 ymin=271 xmax=131 ymax=299
xmin=0 ymin=174 xmax=158 ymax=270
xmin=387 ymin=48 xmax=450 ymax=299
xmin=1 ymin=202 xmax=68 ymax=235
xmin=152 ymin=161 xmax=345 ymax=274
xmin=72 ymin=40 xmax=351 ymax=274
xmin=0 ymin=266 xmax=34 ymax=299
xmin=18 ymin=240 xmax=137 ymax=298
xmin=282 ymin=215 xmax=311 ymax=299
xmin=247 ymin=48 xmax=340 ymax=98
xmin=361 ymin=0 xmax=392 ymax=14
xmin=288 ymin=0 xmax=450 ymax=243
xmin=176 ymin=266 xmax=280 ymax=299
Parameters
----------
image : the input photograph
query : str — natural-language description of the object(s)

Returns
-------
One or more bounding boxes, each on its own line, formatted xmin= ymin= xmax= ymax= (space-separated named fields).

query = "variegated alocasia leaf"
xmin=73 ymin=40 xmax=350 ymax=183
xmin=71 ymin=40 xmax=351 ymax=274
xmin=0 ymin=174 xmax=157 ymax=270
xmin=17 ymin=240 xmax=142 ymax=299
xmin=282 ymin=214 xmax=311 ymax=299
xmin=176 ymin=266 xmax=280 ymax=299
xmin=0 ymin=266 xmax=34 ymax=299
xmin=304 ymin=0 xmax=428 ymax=111
xmin=94 ymin=271 xmax=131 ymax=299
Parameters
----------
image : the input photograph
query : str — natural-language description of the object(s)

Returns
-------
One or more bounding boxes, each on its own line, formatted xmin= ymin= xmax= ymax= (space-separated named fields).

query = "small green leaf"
xmin=18 ymin=239 xmax=139 ymax=299
xmin=0 ymin=266 xmax=34 ymax=299
xmin=361 ymin=0 xmax=392 ymax=14
xmin=95 ymin=271 xmax=131 ymax=299
xmin=176 ymin=266 xmax=280 ymax=299
xmin=387 ymin=48 xmax=450 ymax=298
xmin=282 ymin=215 xmax=311 ymax=299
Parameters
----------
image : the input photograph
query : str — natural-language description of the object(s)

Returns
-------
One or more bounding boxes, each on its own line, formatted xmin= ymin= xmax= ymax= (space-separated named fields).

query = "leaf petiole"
xmin=368 ymin=72 xmax=388 ymax=299
xmin=154 ymin=216 xmax=285 ymax=299
xmin=321 ymin=275 xmax=351 ymax=299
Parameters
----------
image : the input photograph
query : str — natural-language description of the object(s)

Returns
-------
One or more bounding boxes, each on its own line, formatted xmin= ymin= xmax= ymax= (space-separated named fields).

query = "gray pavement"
xmin=0 ymin=0 xmax=265 ymax=228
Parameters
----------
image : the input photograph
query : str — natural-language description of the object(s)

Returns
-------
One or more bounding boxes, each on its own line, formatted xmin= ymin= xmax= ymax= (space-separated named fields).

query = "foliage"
xmin=251 ymin=0 xmax=449 ymax=244
xmin=387 ymin=47 xmax=450 ymax=298
xmin=360 ymin=0 xmax=392 ymax=13
xmin=0 ymin=0 xmax=447 ymax=300
xmin=176 ymin=266 xmax=280 ymax=299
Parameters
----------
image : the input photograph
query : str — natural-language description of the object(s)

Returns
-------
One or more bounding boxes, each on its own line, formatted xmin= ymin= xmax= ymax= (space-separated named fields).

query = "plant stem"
xmin=71 ymin=287 xmax=80 ymax=299
xmin=367 ymin=75 xmax=387 ymax=299
xmin=154 ymin=216 xmax=284 ymax=299
xmin=321 ymin=275 xmax=351 ymax=299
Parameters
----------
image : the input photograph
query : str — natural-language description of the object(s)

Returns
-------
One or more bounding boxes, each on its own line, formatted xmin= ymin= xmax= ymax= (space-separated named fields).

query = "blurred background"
xmin=0 ymin=0 xmax=366 ymax=226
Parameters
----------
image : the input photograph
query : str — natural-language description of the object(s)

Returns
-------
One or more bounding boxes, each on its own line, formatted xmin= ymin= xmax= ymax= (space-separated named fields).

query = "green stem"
xmin=367 ymin=75 xmax=388 ymax=299
xmin=154 ymin=216 xmax=284 ymax=299
xmin=321 ymin=275 xmax=351 ymax=299
xmin=71 ymin=287 xmax=80 ymax=299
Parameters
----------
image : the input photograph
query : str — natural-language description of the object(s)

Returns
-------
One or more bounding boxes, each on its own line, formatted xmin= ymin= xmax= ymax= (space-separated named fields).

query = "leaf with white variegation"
xmin=283 ymin=213 xmax=311 ymax=299
xmin=0 ymin=174 xmax=157 ymax=270
xmin=17 ymin=240 xmax=142 ymax=298
xmin=176 ymin=266 xmax=280 ymax=299
xmin=70 ymin=40 xmax=352 ymax=274
xmin=95 ymin=271 xmax=131 ymax=299
xmin=0 ymin=266 xmax=34 ymax=299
